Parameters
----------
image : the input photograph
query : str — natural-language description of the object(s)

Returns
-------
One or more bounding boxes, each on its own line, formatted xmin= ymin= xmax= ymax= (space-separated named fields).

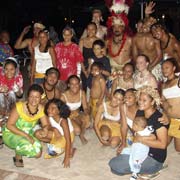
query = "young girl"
xmin=31 ymin=29 xmax=56 ymax=84
xmin=0 ymin=57 xmax=23 ymax=117
xmin=37 ymin=98 xmax=75 ymax=168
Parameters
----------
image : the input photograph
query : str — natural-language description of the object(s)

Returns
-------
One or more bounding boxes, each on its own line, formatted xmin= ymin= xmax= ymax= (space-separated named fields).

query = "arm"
xmin=110 ymin=78 xmax=118 ymax=98
xmin=145 ymin=1 xmax=156 ymax=18
xmin=78 ymin=38 xmax=84 ymax=52
xmin=81 ymin=90 xmax=90 ymax=115
xmin=6 ymin=105 xmax=34 ymax=143
xmin=132 ymin=37 xmax=138 ymax=61
xmin=136 ymin=127 xmax=168 ymax=149
xmin=49 ymin=47 xmax=57 ymax=67
xmin=117 ymin=104 xmax=128 ymax=154
xmin=174 ymin=40 xmax=180 ymax=68
xmin=150 ymin=40 xmax=162 ymax=69
xmin=61 ymin=118 xmax=71 ymax=168
xmin=30 ymin=53 xmax=36 ymax=84
xmin=149 ymin=75 xmax=158 ymax=89
xmin=14 ymin=25 xmax=31 ymax=50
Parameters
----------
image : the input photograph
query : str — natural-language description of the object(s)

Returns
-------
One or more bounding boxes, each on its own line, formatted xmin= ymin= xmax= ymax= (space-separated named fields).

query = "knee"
xmin=35 ymin=150 xmax=42 ymax=158
xmin=110 ymin=140 xmax=119 ymax=149
xmin=74 ymin=128 xmax=81 ymax=136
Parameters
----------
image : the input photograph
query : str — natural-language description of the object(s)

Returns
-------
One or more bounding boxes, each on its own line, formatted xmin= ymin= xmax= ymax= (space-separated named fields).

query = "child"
xmin=122 ymin=116 xmax=155 ymax=180
xmin=43 ymin=98 xmax=75 ymax=168
xmin=90 ymin=62 xmax=106 ymax=121
xmin=86 ymin=39 xmax=111 ymax=99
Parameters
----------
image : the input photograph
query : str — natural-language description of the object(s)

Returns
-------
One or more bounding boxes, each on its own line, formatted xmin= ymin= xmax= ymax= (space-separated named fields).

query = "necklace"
xmin=26 ymin=103 xmax=39 ymax=116
xmin=161 ymin=34 xmax=170 ymax=50
xmin=108 ymin=33 xmax=127 ymax=58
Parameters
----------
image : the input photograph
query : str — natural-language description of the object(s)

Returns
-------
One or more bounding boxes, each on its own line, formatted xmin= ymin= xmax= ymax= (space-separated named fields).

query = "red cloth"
xmin=0 ymin=67 xmax=23 ymax=92
xmin=55 ymin=42 xmax=84 ymax=81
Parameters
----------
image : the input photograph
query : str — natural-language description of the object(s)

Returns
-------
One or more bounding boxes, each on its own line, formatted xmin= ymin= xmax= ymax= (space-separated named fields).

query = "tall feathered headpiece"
xmin=106 ymin=0 xmax=133 ymax=28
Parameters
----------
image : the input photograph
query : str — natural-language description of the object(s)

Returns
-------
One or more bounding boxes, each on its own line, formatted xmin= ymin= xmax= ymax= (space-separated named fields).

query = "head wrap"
xmin=136 ymin=86 xmax=161 ymax=106
xmin=33 ymin=22 xmax=45 ymax=30
xmin=106 ymin=0 xmax=131 ymax=28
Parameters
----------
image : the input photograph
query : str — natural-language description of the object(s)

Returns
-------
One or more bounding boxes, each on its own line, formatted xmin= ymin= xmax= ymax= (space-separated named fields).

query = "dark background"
xmin=0 ymin=0 xmax=180 ymax=46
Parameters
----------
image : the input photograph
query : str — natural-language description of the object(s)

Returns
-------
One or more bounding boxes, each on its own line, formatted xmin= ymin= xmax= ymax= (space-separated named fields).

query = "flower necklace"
xmin=108 ymin=33 xmax=127 ymax=58
xmin=26 ymin=103 xmax=39 ymax=116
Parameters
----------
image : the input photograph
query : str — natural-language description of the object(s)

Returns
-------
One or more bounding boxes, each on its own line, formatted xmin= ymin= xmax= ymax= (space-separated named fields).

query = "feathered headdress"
xmin=106 ymin=0 xmax=133 ymax=28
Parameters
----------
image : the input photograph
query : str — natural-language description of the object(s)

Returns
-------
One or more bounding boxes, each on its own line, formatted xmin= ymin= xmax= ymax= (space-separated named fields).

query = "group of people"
xmin=0 ymin=0 xmax=180 ymax=179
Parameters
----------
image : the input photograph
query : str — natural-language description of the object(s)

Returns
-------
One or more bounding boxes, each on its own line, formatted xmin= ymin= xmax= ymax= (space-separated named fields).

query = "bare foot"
xmin=80 ymin=134 xmax=88 ymax=145
xmin=70 ymin=148 xmax=76 ymax=159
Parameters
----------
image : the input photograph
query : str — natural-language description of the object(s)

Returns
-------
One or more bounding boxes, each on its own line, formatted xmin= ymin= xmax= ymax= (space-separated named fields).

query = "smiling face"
xmin=162 ymin=61 xmax=176 ymax=78
xmin=0 ymin=31 xmax=10 ymax=44
xmin=28 ymin=90 xmax=42 ymax=107
xmin=123 ymin=65 xmax=134 ymax=80
xmin=87 ymin=23 xmax=97 ymax=38
xmin=68 ymin=77 xmax=80 ymax=94
xmin=39 ymin=31 xmax=49 ymax=45
xmin=47 ymin=102 xmax=59 ymax=119
xmin=93 ymin=44 xmax=102 ymax=57
xmin=111 ymin=92 xmax=124 ymax=107
xmin=63 ymin=29 xmax=73 ymax=43
xmin=138 ymin=92 xmax=154 ymax=111
xmin=4 ymin=63 xmax=16 ymax=79
xmin=124 ymin=90 xmax=137 ymax=107
xmin=45 ymin=73 xmax=59 ymax=86
xmin=151 ymin=26 xmax=163 ymax=40
xmin=136 ymin=56 xmax=149 ymax=72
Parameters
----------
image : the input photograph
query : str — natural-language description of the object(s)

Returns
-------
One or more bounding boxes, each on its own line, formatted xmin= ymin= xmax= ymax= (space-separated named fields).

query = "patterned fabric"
xmin=0 ymin=43 xmax=14 ymax=64
xmin=55 ymin=42 xmax=83 ymax=81
xmin=2 ymin=102 xmax=45 ymax=157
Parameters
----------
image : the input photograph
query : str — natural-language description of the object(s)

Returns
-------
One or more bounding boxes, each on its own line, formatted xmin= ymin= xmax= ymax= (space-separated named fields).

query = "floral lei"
xmin=108 ymin=33 xmax=127 ymax=58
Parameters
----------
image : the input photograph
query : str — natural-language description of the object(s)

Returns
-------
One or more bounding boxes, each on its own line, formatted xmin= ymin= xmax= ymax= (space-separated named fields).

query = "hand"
xmin=100 ymin=139 xmax=110 ymax=146
xmin=26 ymin=135 xmax=35 ymax=144
xmin=158 ymin=113 xmax=169 ymax=125
xmin=133 ymin=135 xmax=143 ymax=143
xmin=22 ymin=25 xmax=31 ymax=35
xmin=39 ymin=128 xmax=48 ymax=138
xmin=0 ymin=85 xmax=8 ymax=93
xmin=145 ymin=1 xmax=156 ymax=16
xmin=62 ymin=157 xmax=70 ymax=168
xmin=116 ymin=142 xmax=126 ymax=155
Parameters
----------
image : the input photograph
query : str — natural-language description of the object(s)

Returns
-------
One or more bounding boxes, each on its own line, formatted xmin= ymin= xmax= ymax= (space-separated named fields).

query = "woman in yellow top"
xmin=2 ymin=84 xmax=49 ymax=167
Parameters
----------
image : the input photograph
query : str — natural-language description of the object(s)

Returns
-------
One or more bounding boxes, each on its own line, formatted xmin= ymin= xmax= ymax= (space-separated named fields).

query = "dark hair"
xmin=67 ymin=75 xmax=81 ymax=85
xmin=27 ymin=84 xmax=44 ymax=97
xmin=137 ymin=54 xmax=150 ymax=63
xmin=4 ymin=59 xmax=17 ymax=69
xmin=87 ymin=22 xmax=97 ymax=30
xmin=113 ymin=88 xmax=125 ymax=96
xmin=123 ymin=62 xmax=135 ymax=72
xmin=162 ymin=58 xmax=177 ymax=67
xmin=92 ymin=39 xmax=105 ymax=49
xmin=91 ymin=62 xmax=103 ymax=70
xmin=45 ymin=98 xmax=70 ymax=119
xmin=134 ymin=116 xmax=147 ymax=129
xmin=150 ymin=22 xmax=168 ymax=34
xmin=126 ymin=88 xmax=137 ymax=94
xmin=39 ymin=29 xmax=51 ymax=52
xmin=45 ymin=67 xmax=60 ymax=79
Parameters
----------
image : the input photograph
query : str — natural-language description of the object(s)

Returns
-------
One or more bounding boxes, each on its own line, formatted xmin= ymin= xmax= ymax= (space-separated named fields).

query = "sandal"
xmin=13 ymin=157 xmax=24 ymax=167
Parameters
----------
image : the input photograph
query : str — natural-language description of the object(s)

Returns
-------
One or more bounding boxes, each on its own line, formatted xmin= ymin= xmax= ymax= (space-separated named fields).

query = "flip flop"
xmin=44 ymin=150 xmax=64 ymax=159
xmin=13 ymin=157 xmax=24 ymax=167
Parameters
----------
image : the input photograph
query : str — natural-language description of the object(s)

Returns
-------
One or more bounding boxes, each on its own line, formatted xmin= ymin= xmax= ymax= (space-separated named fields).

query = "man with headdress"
xmin=14 ymin=22 xmax=46 ymax=55
xmin=80 ymin=8 xmax=107 ymax=40
xmin=106 ymin=0 xmax=133 ymax=80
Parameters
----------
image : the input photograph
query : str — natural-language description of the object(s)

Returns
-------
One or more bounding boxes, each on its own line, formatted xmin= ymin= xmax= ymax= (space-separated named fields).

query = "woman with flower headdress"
xmin=109 ymin=86 xmax=169 ymax=179
xmin=31 ymin=29 xmax=56 ymax=84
